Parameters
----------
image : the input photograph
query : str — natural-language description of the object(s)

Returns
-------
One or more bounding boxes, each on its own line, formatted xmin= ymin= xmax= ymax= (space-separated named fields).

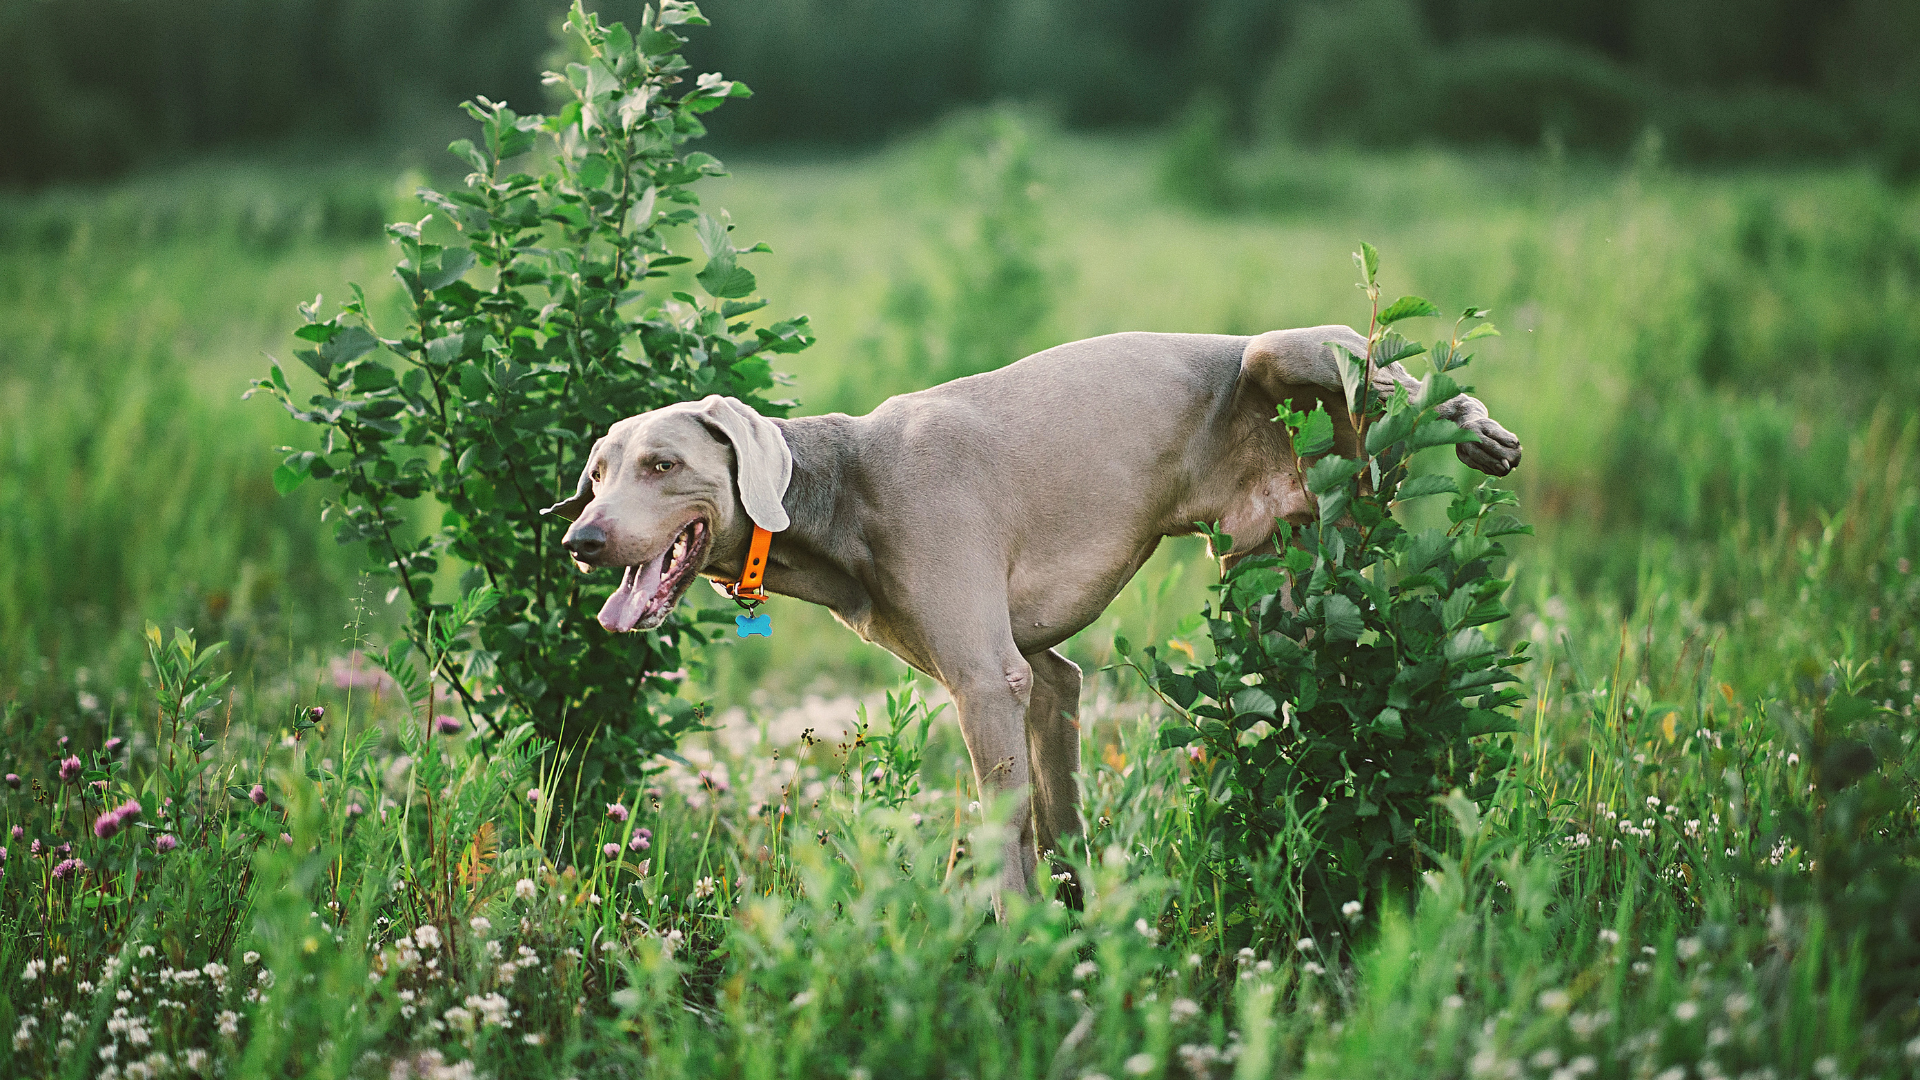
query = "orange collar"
xmin=714 ymin=525 xmax=773 ymax=607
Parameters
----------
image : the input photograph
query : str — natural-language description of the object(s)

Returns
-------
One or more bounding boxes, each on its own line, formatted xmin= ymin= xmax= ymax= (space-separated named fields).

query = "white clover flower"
xmin=1302 ymin=961 xmax=1324 ymax=976
xmin=469 ymin=916 xmax=492 ymax=935
xmin=1442 ymin=994 xmax=1464 ymax=1009
xmin=1675 ymin=1001 xmax=1699 ymax=1021
xmin=413 ymin=924 xmax=442 ymax=950
xmin=1169 ymin=998 xmax=1201 ymax=1023
xmin=693 ymin=877 xmax=717 ymax=901
xmin=1341 ymin=900 xmax=1363 ymax=920
xmin=1134 ymin=918 xmax=1158 ymax=942
xmin=1597 ymin=929 xmax=1620 ymax=946
xmin=20 ymin=958 xmax=46 ymax=982
xmin=1294 ymin=937 xmax=1315 ymax=953
xmin=1072 ymin=960 xmax=1098 ymax=981
xmin=1124 ymin=1054 xmax=1156 ymax=1076
xmin=1675 ymin=937 xmax=1702 ymax=960
xmin=515 ymin=878 xmax=537 ymax=901
xmin=443 ymin=1006 xmax=475 ymax=1033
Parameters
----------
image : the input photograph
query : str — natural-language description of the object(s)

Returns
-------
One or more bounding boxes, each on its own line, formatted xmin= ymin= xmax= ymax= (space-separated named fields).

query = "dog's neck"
xmin=715 ymin=414 xmax=874 ymax=619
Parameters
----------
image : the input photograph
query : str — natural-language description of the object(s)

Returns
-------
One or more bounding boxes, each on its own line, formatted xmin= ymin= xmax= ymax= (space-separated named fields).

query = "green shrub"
xmin=1125 ymin=245 xmax=1528 ymax=940
xmin=248 ymin=1 xmax=813 ymax=785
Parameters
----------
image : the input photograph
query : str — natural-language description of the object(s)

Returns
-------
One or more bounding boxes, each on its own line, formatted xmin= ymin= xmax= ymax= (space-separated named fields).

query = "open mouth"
xmin=598 ymin=519 xmax=710 ymax=633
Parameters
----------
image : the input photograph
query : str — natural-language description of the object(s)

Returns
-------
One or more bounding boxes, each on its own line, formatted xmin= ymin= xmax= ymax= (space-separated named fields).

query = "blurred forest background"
xmin=1 ymin=0 xmax=1918 ymax=720
xmin=5 ymin=0 xmax=1919 ymax=185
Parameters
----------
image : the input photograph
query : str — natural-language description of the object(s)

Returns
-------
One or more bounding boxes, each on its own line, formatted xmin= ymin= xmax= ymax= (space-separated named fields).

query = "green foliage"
xmin=248 ymin=2 xmax=813 ymax=783
xmin=1126 ymin=249 xmax=1530 ymax=939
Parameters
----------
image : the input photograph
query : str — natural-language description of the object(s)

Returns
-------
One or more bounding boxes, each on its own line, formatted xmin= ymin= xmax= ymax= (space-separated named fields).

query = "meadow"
xmin=4 ymin=107 xmax=1920 ymax=1077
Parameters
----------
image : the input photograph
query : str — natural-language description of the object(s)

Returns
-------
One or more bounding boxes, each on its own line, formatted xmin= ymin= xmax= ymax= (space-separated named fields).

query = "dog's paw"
xmin=1456 ymin=417 xmax=1522 ymax=476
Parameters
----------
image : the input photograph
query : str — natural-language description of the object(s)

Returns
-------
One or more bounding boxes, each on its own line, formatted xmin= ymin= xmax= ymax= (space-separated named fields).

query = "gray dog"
xmin=545 ymin=325 xmax=1521 ymax=901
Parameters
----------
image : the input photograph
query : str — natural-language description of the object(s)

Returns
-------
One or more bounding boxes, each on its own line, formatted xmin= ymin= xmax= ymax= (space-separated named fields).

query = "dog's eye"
xmin=652 ymin=461 xmax=676 ymax=474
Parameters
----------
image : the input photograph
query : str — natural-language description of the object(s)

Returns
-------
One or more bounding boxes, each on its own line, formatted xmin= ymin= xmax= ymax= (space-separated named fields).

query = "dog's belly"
xmin=1007 ymin=537 xmax=1162 ymax=654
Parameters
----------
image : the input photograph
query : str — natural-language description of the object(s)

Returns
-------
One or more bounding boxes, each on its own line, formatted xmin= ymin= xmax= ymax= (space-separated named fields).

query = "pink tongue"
xmin=597 ymin=551 xmax=667 ymax=632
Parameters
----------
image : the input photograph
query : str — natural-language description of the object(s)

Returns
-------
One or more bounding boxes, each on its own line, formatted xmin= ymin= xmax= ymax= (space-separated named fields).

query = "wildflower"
xmin=603 ymin=843 xmax=621 ymax=859
xmin=1443 ymin=994 xmax=1465 ymax=1009
xmin=280 ymin=833 xmax=292 ymax=846
xmin=1341 ymin=899 xmax=1363 ymax=920
xmin=59 ymin=755 xmax=82 ymax=783
xmin=243 ymin=951 xmax=261 ymax=965
xmin=249 ymin=785 xmax=267 ymax=806
xmin=1723 ymin=993 xmax=1751 ymax=1019
xmin=413 ymin=924 xmax=442 ymax=950
xmin=1302 ymin=961 xmax=1325 ymax=976
xmin=526 ymin=788 xmax=542 ymax=805
xmin=1675 ymin=937 xmax=1702 ymax=961
xmin=1538 ymin=989 xmax=1571 ymax=1012
xmin=52 ymin=857 xmax=85 ymax=881
xmin=217 ymin=1011 xmax=239 ymax=1037
xmin=1073 ymin=960 xmax=1098 ymax=981
xmin=1674 ymin=1001 xmax=1699 ymax=1021
xmin=791 ymin=990 xmax=815 ymax=1009
xmin=10 ymin=824 xmax=21 ymax=839
xmin=308 ymin=706 xmax=325 ymax=724
xmin=515 ymin=878 xmax=537 ymax=900
xmin=346 ymin=803 xmax=363 ymax=817
xmin=469 ymin=916 xmax=491 ymax=934
xmin=693 ymin=876 xmax=717 ymax=901
xmin=154 ymin=834 xmax=178 ymax=854
xmin=21 ymin=958 xmax=46 ymax=982
xmin=522 ymin=1033 xmax=547 ymax=1046
xmin=105 ymin=737 xmax=124 ymax=755
xmin=3 ymin=774 xmax=15 ymax=789
xmin=1125 ymin=1053 xmax=1156 ymax=1076
xmin=1597 ymin=928 xmax=1620 ymax=945
xmin=434 ymin=716 xmax=462 ymax=736
xmin=628 ymin=829 xmax=651 ymax=852
xmin=606 ymin=803 xmax=629 ymax=823
xmin=1170 ymin=998 xmax=1201 ymax=1023
xmin=1295 ymin=937 xmax=1315 ymax=953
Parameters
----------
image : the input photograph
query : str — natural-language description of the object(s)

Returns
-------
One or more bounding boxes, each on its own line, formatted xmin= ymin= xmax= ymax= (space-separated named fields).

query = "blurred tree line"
xmin=3 ymin=0 xmax=1917 ymax=186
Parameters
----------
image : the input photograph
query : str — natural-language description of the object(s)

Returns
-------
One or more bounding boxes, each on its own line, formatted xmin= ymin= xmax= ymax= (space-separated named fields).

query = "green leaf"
xmin=1158 ymin=724 xmax=1201 ymax=750
xmin=1444 ymin=628 xmax=1495 ymax=664
xmin=1481 ymin=514 xmax=1533 ymax=538
xmin=1371 ymin=707 xmax=1405 ymax=739
xmin=1323 ymin=594 xmax=1363 ymax=642
xmin=1289 ymin=406 xmax=1335 ymax=457
xmin=1364 ymin=408 xmax=1418 ymax=455
xmin=697 ymin=260 xmax=757 ymax=300
xmin=1415 ymin=372 xmax=1462 ymax=412
xmin=272 ymin=464 xmax=308 ymax=496
xmin=1305 ymin=455 xmax=1364 ymax=495
xmin=1462 ymin=322 xmax=1501 ymax=342
xmin=1398 ymin=528 xmax=1450 ymax=574
xmin=421 ymin=248 xmax=476 ymax=293
xmin=1330 ymin=342 xmax=1370 ymax=418
xmin=1406 ymin=416 xmax=1478 ymax=452
xmin=1356 ymin=241 xmax=1379 ymax=285
xmin=1377 ymin=295 xmax=1440 ymax=326
xmin=1396 ymin=474 xmax=1457 ymax=500
xmin=1231 ymin=687 xmax=1278 ymax=720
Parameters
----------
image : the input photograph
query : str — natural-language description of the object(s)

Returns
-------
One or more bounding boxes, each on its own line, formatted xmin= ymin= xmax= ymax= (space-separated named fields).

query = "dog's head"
xmin=543 ymin=395 xmax=791 ymax=633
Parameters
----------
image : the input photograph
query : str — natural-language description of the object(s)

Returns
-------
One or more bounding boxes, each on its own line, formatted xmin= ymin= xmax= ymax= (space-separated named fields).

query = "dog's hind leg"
xmin=1025 ymin=647 xmax=1085 ymax=907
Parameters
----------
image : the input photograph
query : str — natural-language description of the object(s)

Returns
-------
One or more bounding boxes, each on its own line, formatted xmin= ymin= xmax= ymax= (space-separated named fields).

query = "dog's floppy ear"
xmin=692 ymin=395 xmax=793 ymax=532
xmin=540 ymin=437 xmax=604 ymax=521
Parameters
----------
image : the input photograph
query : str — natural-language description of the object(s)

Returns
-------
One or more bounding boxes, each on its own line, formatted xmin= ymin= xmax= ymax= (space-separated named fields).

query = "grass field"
xmin=4 ymin=119 xmax=1920 ymax=1076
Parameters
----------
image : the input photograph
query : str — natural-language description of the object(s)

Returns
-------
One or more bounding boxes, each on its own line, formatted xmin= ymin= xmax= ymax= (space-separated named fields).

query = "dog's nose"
xmin=563 ymin=522 xmax=607 ymax=561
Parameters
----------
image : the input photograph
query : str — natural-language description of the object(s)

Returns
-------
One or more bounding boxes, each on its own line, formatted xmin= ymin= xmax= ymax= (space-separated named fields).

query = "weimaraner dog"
xmin=545 ymin=326 xmax=1521 ymax=902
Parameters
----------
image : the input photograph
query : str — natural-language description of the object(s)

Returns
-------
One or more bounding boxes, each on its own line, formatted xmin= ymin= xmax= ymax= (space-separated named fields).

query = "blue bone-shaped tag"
xmin=735 ymin=612 xmax=772 ymax=638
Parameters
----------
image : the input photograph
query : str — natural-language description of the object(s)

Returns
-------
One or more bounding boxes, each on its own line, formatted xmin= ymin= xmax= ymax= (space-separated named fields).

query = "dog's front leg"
xmin=946 ymin=655 xmax=1041 ymax=915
